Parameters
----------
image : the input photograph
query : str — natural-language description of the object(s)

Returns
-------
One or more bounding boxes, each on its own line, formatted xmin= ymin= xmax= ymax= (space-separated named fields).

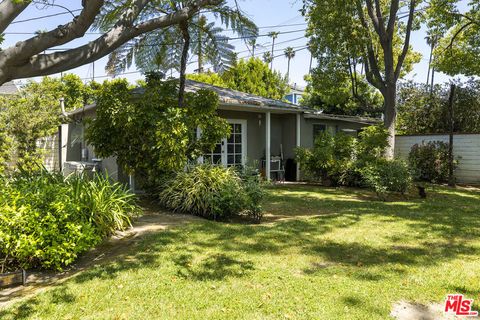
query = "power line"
xmin=39 ymin=28 xmax=306 ymax=52
xmin=10 ymin=9 xmax=82 ymax=24
xmin=4 ymin=22 xmax=308 ymax=35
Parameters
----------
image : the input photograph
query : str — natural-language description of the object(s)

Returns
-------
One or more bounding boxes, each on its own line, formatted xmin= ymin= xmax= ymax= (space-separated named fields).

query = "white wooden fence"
xmin=395 ymin=134 xmax=480 ymax=185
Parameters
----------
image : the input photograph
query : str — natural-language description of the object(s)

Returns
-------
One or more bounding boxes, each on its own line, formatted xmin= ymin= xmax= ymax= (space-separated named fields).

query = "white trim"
xmin=226 ymin=119 xmax=248 ymax=166
xmin=266 ymin=112 xmax=271 ymax=181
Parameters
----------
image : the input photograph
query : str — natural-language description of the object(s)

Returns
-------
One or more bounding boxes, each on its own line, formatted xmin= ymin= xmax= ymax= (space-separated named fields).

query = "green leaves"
xmin=0 ymin=171 xmax=140 ymax=271
xmin=159 ymin=164 xmax=264 ymax=221
xmin=221 ymin=58 xmax=289 ymax=100
xmin=86 ymin=78 xmax=229 ymax=186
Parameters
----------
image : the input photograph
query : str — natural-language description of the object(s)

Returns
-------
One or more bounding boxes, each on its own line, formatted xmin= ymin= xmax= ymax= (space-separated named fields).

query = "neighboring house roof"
xmin=0 ymin=81 xmax=19 ymax=95
xmin=288 ymin=83 xmax=305 ymax=95
xmin=67 ymin=79 xmax=380 ymax=125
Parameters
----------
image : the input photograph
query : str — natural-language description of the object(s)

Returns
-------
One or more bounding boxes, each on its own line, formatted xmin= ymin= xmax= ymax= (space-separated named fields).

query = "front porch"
xmin=214 ymin=109 xmax=301 ymax=181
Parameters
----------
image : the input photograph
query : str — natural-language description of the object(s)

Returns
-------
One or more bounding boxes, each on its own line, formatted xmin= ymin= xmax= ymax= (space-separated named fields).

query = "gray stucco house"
xmin=60 ymin=80 xmax=377 ymax=188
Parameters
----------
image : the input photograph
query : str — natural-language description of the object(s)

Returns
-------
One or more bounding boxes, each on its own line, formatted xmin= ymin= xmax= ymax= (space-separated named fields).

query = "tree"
xmin=268 ymin=31 xmax=280 ymax=69
xmin=0 ymin=0 xmax=228 ymax=85
xmin=187 ymin=58 xmax=288 ymax=100
xmin=428 ymin=0 xmax=480 ymax=77
xmin=187 ymin=71 xmax=227 ymax=87
xmin=263 ymin=52 xmax=273 ymax=65
xmin=0 ymin=74 xmax=97 ymax=169
xmin=396 ymin=80 xmax=480 ymax=135
xmin=105 ymin=9 xmax=257 ymax=76
xmin=222 ymin=58 xmax=289 ymax=100
xmin=303 ymin=0 xmax=422 ymax=157
xmin=284 ymin=47 xmax=296 ymax=81
xmin=86 ymin=77 xmax=230 ymax=188
xmin=301 ymin=72 xmax=384 ymax=117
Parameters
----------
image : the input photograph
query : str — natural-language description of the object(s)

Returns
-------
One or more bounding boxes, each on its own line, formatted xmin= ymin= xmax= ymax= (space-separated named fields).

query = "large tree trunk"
xmin=383 ymin=84 xmax=397 ymax=159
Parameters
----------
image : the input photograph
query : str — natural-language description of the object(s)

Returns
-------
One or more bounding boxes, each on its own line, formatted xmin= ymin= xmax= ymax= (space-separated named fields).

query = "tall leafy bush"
xmin=159 ymin=165 xmax=264 ymax=221
xmin=408 ymin=141 xmax=454 ymax=183
xmin=0 ymin=171 xmax=140 ymax=272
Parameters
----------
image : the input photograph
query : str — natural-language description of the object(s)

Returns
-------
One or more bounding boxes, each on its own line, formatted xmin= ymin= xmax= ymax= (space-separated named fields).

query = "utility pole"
xmin=447 ymin=84 xmax=456 ymax=187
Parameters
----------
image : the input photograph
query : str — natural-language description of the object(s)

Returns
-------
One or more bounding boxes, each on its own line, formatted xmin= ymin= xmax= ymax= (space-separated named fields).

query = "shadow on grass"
xmin=1 ymin=184 xmax=480 ymax=319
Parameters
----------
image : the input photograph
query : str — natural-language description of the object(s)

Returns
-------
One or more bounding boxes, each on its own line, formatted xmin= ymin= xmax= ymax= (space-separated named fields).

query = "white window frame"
xmin=199 ymin=119 xmax=248 ymax=167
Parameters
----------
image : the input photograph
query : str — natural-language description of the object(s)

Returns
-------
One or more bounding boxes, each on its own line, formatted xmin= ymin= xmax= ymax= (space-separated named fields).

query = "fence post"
xmin=447 ymin=84 xmax=456 ymax=187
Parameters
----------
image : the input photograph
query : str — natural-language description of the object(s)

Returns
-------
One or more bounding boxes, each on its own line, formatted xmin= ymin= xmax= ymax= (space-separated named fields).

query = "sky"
xmin=1 ymin=0 xmax=465 ymax=89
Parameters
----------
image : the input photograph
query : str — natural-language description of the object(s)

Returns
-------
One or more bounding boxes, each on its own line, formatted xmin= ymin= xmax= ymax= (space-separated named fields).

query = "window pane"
xmin=235 ymin=144 xmax=242 ymax=153
xmin=213 ymin=143 xmax=221 ymax=153
xmin=227 ymin=134 xmax=234 ymax=143
xmin=227 ymin=144 xmax=234 ymax=154
xmin=235 ymin=155 xmax=242 ymax=164
xmin=213 ymin=155 xmax=222 ymax=164
xmin=234 ymin=124 xmax=242 ymax=133
xmin=228 ymin=155 xmax=234 ymax=164
xmin=234 ymin=134 xmax=242 ymax=143
xmin=313 ymin=124 xmax=327 ymax=141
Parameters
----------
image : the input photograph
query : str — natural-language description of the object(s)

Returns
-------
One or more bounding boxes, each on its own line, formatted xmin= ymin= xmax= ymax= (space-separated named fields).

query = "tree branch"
xmin=0 ymin=0 xmax=31 ymax=33
xmin=8 ymin=0 xmax=221 ymax=81
xmin=394 ymin=0 xmax=416 ymax=80
xmin=2 ymin=0 xmax=104 ymax=63
xmin=387 ymin=0 xmax=400 ymax=36
xmin=355 ymin=0 xmax=385 ymax=88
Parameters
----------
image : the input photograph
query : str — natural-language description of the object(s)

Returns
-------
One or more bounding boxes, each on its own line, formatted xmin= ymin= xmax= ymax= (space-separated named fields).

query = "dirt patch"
xmin=0 ymin=201 xmax=199 ymax=309
xmin=391 ymin=300 xmax=479 ymax=320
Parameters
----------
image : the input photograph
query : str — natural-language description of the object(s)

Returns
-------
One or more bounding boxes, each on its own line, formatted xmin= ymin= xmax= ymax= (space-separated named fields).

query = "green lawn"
xmin=2 ymin=185 xmax=480 ymax=319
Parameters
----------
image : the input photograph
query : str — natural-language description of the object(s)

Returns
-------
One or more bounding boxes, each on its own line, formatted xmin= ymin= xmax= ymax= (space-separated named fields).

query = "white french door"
xmin=203 ymin=119 xmax=247 ymax=167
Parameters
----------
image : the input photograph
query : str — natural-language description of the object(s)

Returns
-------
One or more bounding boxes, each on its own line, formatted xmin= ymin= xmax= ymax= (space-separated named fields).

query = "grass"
xmin=2 ymin=184 xmax=480 ymax=319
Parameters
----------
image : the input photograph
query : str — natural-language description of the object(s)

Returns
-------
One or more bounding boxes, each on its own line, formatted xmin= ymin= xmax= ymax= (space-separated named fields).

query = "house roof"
xmin=303 ymin=112 xmax=379 ymax=125
xmin=0 ymin=81 xmax=19 ymax=95
xmin=129 ymin=80 xmax=305 ymax=113
xmin=67 ymin=79 xmax=380 ymax=125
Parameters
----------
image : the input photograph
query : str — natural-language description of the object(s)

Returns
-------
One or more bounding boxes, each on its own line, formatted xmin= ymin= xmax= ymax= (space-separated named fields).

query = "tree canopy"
xmin=303 ymin=0 xmax=422 ymax=157
xmin=86 ymin=76 xmax=230 ymax=187
xmin=0 ymin=0 xmax=229 ymax=85
xmin=427 ymin=0 xmax=480 ymax=76
xmin=0 ymin=74 xmax=98 ymax=169
xmin=187 ymin=58 xmax=289 ymax=100
xmin=397 ymin=80 xmax=480 ymax=135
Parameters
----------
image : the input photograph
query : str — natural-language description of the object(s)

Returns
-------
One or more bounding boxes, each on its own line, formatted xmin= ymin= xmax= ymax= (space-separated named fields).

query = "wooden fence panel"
xmin=395 ymin=134 xmax=480 ymax=184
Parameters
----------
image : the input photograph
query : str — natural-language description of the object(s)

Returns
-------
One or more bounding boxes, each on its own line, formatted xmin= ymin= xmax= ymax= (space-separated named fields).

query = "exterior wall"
xmin=217 ymin=110 xmax=298 ymax=164
xmin=300 ymin=117 xmax=367 ymax=149
xmin=395 ymin=134 xmax=480 ymax=185
xmin=54 ymin=106 xmax=373 ymax=185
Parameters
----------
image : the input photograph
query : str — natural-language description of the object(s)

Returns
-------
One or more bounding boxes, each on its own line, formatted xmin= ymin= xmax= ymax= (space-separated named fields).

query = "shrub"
xmin=159 ymin=165 xmax=264 ymax=221
xmin=408 ymin=141 xmax=454 ymax=183
xmin=356 ymin=125 xmax=390 ymax=166
xmin=361 ymin=159 xmax=412 ymax=199
xmin=0 ymin=171 xmax=140 ymax=272
xmin=295 ymin=131 xmax=357 ymax=186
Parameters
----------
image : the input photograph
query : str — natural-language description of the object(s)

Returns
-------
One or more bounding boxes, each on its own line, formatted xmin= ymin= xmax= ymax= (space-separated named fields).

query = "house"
xmin=284 ymin=83 xmax=305 ymax=105
xmin=60 ymin=80 xmax=377 ymax=189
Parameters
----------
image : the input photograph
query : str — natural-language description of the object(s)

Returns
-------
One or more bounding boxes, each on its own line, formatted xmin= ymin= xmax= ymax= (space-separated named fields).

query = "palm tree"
xmin=284 ymin=47 xmax=296 ymax=81
xmin=263 ymin=52 xmax=273 ymax=64
xmin=268 ymin=31 xmax=280 ymax=70
xmin=248 ymin=38 xmax=259 ymax=58
xmin=102 ymin=2 xmax=258 ymax=105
